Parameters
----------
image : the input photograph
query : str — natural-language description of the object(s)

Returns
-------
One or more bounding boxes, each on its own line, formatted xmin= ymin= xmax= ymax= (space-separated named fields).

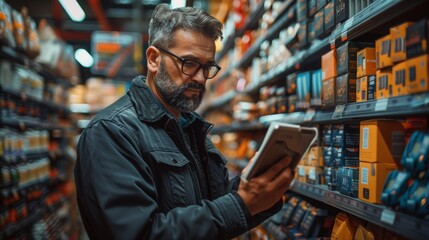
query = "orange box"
xmin=376 ymin=34 xmax=392 ymax=69
xmin=359 ymin=162 xmax=398 ymax=203
xmin=360 ymin=119 xmax=405 ymax=164
xmin=390 ymin=22 xmax=414 ymax=63
xmin=357 ymin=48 xmax=376 ymax=78
xmin=322 ymin=49 xmax=337 ymax=80
xmin=407 ymin=54 xmax=429 ymax=94
xmin=307 ymin=146 xmax=324 ymax=167
xmin=356 ymin=76 xmax=368 ymax=102
xmin=376 ymin=69 xmax=393 ymax=99
xmin=392 ymin=61 xmax=409 ymax=97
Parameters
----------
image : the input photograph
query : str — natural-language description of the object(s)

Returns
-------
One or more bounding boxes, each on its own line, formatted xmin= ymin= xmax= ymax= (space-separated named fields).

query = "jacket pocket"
xmin=149 ymin=150 xmax=193 ymax=209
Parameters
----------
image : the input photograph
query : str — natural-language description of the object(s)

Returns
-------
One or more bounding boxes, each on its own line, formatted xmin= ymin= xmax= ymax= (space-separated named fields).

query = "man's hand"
xmin=237 ymin=155 xmax=294 ymax=216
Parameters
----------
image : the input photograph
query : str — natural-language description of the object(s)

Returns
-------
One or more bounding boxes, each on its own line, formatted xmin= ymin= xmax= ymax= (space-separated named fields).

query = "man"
xmin=74 ymin=4 xmax=293 ymax=240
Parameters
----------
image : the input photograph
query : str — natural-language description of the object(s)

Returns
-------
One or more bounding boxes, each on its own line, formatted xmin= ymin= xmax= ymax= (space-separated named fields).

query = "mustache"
xmin=182 ymin=82 xmax=205 ymax=92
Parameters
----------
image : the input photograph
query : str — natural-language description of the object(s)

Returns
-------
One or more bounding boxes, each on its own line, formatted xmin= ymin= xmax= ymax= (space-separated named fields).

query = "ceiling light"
xmin=75 ymin=48 xmax=94 ymax=68
xmin=59 ymin=0 xmax=86 ymax=22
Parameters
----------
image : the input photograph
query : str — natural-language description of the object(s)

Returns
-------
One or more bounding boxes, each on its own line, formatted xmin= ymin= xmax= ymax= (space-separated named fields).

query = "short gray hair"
xmin=148 ymin=4 xmax=223 ymax=49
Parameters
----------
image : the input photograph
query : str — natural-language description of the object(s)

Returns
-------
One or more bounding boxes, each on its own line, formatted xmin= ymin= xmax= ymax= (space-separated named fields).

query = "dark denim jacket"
xmin=74 ymin=76 xmax=281 ymax=240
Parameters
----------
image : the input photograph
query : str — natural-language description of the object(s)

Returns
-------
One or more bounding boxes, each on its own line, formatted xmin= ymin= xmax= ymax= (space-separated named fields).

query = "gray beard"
xmin=155 ymin=62 xmax=205 ymax=112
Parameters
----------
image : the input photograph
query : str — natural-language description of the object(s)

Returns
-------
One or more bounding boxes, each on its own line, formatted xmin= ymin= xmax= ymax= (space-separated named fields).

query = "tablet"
xmin=241 ymin=122 xmax=318 ymax=181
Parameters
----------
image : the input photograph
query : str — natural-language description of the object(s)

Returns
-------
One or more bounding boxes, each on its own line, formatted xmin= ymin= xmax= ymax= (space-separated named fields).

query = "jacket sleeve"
xmin=74 ymin=120 xmax=252 ymax=240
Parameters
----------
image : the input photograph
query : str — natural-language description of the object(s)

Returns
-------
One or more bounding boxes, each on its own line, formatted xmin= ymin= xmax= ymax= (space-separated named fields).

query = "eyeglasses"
xmin=157 ymin=47 xmax=221 ymax=79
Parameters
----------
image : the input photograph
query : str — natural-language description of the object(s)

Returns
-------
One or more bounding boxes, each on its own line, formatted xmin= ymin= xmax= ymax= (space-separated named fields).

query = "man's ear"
xmin=146 ymin=46 xmax=161 ymax=73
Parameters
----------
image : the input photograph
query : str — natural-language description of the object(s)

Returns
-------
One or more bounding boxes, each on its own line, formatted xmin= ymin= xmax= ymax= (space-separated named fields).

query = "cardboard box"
xmin=287 ymin=72 xmax=297 ymax=94
xmin=322 ymin=124 xmax=333 ymax=146
xmin=324 ymin=2 xmax=335 ymax=33
xmin=336 ymin=167 xmax=359 ymax=198
xmin=308 ymin=0 xmax=318 ymax=17
xmin=376 ymin=69 xmax=393 ymax=99
xmin=324 ymin=146 xmax=333 ymax=167
xmin=288 ymin=95 xmax=297 ymax=113
xmin=324 ymin=167 xmax=337 ymax=186
xmin=335 ymin=0 xmax=349 ymax=25
xmin=317 ymin=0 xmax=328 ymax=11
xmin=390 ymin=22 xmax=414 ymax=63
xmin=407 ymin=54 xmax=429 ymax=94
xmin=314 ymin=10 xmax=325 ymax=38
xmin=367 ymin=74 xmax=377 ymax=100
xmin=311 ymin=69 xmax=323 ymax=107
xmin=332 ymin=124 xmax=360 ymax=147
xmin=356 ymin=76 xmax=368 ymax=102
xmin=360 ymin=120 xmax=405 ymax=164
xmin=322 ymin=78 xmax=335 ymax=108
xmin=376 ymin=34 xmax=392 ymax=69
xmin=357 ymin=47 xmax=376 ymax=77
xmin=322 ymin=49 xmax=337 ymax=80
xmin=359 ymin=162 xmax=398 ymax=203
xmin=406 ymin=18 xmax=429 ymax=59
xmin=308 ymin=19 xmax=316 ymax=43
xmin=337 ymin=42 xmax=374 ymax=76
xmin=333 ymin=147 xmax=360 ymax=167
xmin=336 ymin=73 xmax=357 ymax=105
xmin=298 ymin=20 xmax=308 ymax=49
xmin=392 ymin=61 xmax=409 ymax=97
xmin=307 ymin=146 xmax=324 ymax=167
xmin=297 ymin=0 xmax=308 ymax=22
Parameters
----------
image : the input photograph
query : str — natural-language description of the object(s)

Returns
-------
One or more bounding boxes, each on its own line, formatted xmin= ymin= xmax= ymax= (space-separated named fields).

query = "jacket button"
xmin=172 ymin=159 xmax=178 ymax=164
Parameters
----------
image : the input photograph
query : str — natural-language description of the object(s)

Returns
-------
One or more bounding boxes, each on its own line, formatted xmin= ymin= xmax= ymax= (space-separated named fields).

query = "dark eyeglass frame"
xmin=157 ymin=47 xmax=221 ymax=79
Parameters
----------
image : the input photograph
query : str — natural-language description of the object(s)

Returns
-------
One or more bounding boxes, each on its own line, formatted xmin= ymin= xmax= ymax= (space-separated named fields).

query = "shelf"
xmin=289 ymin=181 xmax=429 ymax=240
xmin=210 ymin=121 xmax=266 ymax=135
xmin=0 ymin=205 xmax=45 ymax=237
xmin=1 ymin=117 xmax=64 ymax=131
xmin=0 ymin=45 xmax=74 ymax=88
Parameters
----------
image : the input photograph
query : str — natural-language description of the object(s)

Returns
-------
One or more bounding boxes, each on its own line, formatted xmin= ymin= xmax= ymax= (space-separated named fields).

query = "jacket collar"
xmin=128 ymin=75 xmax=212 ymax=131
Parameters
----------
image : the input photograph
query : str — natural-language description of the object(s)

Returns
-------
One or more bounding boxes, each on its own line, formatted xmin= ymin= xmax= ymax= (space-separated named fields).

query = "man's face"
xmin=154 ymin=29 xmax=216 ymax=112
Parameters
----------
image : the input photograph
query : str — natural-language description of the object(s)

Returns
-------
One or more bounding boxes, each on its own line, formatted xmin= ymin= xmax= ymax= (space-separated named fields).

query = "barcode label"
xmin=361 ymin=167 xmax=369 ymax=185
xmin=299 ymin=166 xmax=306 ymax=176
xmin=309 ymin=168 xmax=316 ymax=180
xmin=362 ymin=127 xmax=369 ymax=149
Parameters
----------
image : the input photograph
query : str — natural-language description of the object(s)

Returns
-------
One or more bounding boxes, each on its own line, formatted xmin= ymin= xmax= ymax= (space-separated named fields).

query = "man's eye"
xmin=183 ymin=60 xmax=199 ymax=68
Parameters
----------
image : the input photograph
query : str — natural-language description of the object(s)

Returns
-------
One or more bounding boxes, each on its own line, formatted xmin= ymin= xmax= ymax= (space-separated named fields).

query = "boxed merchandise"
xmin=376 ymin=69 xmax=392 ymax=99
xmin=281 ymin=196 xmax=302 ymax=225
xmin=335 ymin=0 xmax=349 ymax=25
xmin=360 ymin=119 xmax=405 ymax=164
xmin=287 ymin=72 xmax=297 ymax=94
xmin=406 ymin=18 xmax=429 ymax=59
xmin=323 ymin=146 xmax=333 ymax=167
xmin=317 ymin=0 xmax=327 ymax=11
xmin=307 ymin=19 xmax=316 ymax=43
xmin=336 ymin=73 xmax=357 ymax=105
xmin=336 ymin=167 xmax=359 ymax=198
xmin=297 ymin=165 xmax=309 ymax=183
xmin=392 ymin=60 xmax=409 ymax=97
xmin=307 ymin=146 xmax=324 ymax=167
xmin=359 ymin=162 xmax=398 ymax=203
xmin=331 ymin=212 xmax=364 ymax=240
xmin=297 ymin=71 xmax=311 ymax=109
xmin=332 ymin=124 xmax=360 ymax=147
xmin=376 ymin=34 xmax=392 ymax=69
xmin=321 ymin=49 xmax=337 ymax=80
xmin=297 ymin=0 xmax=308 ymax=22
xmin=322 ymin=78 xmax=335 ymax=108
xmin=322 ymin=124 xmax=333 ymax=146
xmin=407 ymin=54 xmax=429 ymax=94
xmin=314 ymin=10 xmax=324 ymax=38
xmin=367 ymin=74 xmax=377 ymax=100
xmin=356 ymin=76 xmax=368 ymax=102
xmin=298 ymin=206 xmax=331 ymax=238
xmin=307 ymin=166 xmax=324 ymax=184
xmin=324 ymin=167 xmax=337 ymax=190
xmin=333 ymin=147 xmax=360 ymax=167
xmin=308 ymin=0 xmax=317 ymax=17
xmin=311 ymin=69 xmax=323 ymax=107
xmin=288 ymin=95 xmax=297 ymax=113
xmin=298 ymin=20 xmax=308 ymax=49
xmin=288 ymin=200 xmax=312 ymax=229
xmin=357 ymin=48 xmax=376 ymax=78
xmin=337 ymin=41 xmax=374 ymax=76
xmin=324 ymin=2 xmax=335 ymax=33
xmin=390 ymin=22 xmax=414 ymax=63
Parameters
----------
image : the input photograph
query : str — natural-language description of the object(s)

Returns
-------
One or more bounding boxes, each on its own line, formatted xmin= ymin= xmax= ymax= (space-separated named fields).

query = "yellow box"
xmin=360 ymin=120 xmax=405 ymax=164
xmin=390 ymin=22 xmax=414 ymax=63
xmin=297 ymin=165 xmax=309 ymax=182
xmin=376 ymin=34 xmax=392 ymax=69
xmin=307 ymin=146 xmax=324 ymax=167
xmin=322 ymin=49 xmax=337 ymax=80
xmin=392 ymin=61 xmax=409 ymax=97
xmin=359 ymin=162 xmax=398 ymax=203
xmin=356 ymin=76 xmax=368 ymax=102
xmin=357 ymin=48 xmax=376 ymax=78
xmin=407 ymin=54 xmax=429 ymax=94
xmin=376 ymin=69 xmax=393 ymax=99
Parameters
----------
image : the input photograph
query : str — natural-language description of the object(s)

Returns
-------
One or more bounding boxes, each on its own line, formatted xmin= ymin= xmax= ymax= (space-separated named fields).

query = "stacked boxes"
xmin=356 ymin=48 xmax=376 ymax=102
xmin=358 ymin=120 xmax=405 ymax=203
xmin=321 ymin=49 xmax=337 ymax=108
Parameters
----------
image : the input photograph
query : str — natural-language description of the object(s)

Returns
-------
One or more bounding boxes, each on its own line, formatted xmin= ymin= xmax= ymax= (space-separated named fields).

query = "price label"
xmin=381 ymin=209 xmax=396 ymax=225
xmin=375 ymin=99 xmax=388 ymax=111
xmin=304 ymin=109 xmax=316 ymax=122
xmin=332 ymin=105 xmax=346 ymax=119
